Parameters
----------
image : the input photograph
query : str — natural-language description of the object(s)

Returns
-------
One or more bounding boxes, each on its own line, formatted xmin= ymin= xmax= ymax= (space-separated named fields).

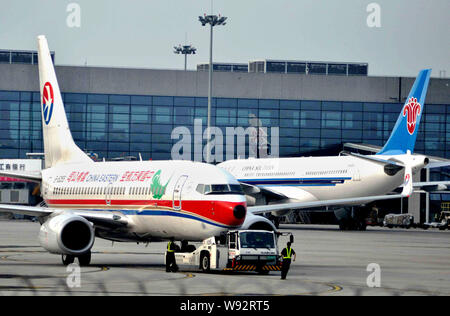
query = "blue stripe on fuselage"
xmin=88 ymin=209 xmax=233 ymax=229
xmin=239 ymin=177 xmax=351 ymax=186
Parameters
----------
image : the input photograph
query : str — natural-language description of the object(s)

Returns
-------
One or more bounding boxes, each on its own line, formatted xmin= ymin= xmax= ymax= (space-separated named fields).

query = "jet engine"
xmin=240 ymin=212 xmax=277 ymax=231
xmin=38 ymin=213 xmax=95 ymax=255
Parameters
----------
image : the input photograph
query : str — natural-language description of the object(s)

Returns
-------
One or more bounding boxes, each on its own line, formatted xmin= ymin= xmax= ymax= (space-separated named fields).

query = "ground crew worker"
xmin=166 ymin=237 xmax=179 ymax=273
xmin=280 ymin=241 xmax=296 ymax=280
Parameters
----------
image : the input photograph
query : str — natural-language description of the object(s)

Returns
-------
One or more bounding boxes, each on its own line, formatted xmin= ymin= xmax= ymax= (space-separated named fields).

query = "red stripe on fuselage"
xmin=46 ymin=198 xmax=246 ymax=227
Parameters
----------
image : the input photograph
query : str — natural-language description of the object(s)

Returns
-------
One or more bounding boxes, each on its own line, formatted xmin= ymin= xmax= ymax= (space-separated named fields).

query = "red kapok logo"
xmin=402 ymin=97 xmax=421 ymax=135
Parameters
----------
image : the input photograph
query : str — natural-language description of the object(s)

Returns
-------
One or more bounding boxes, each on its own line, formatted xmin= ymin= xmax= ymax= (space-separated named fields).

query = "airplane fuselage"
xmin=219 ymin=155 xmax=406 ymax=205
xmin=41 ymin=160 xmax=247 ymax=241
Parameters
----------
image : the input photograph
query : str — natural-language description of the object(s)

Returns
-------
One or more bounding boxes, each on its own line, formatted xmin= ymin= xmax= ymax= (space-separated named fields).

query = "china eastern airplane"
xmin=220 ymin=69 xmax=450 ymax=230
xmin=0 ymin=36 xmax=280 ymax=266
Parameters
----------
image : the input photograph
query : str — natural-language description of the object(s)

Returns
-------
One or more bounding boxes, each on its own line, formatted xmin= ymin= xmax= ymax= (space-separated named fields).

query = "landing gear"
xmin=62 ymin=251 xmax=92 ymax=266
xmin=62 ymin=254 xmax=75 ymax=266
xmin=338 ymin=218 xmax=367 ymax=231
xmin=335 ymin=207 xmax=368 ymax=231
xmin=78 ymin=251 xmax=92 ymax=266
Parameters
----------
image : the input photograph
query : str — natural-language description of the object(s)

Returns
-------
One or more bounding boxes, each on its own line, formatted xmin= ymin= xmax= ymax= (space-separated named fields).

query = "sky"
xmin=0 ymin=0 xmax=448 ymax=77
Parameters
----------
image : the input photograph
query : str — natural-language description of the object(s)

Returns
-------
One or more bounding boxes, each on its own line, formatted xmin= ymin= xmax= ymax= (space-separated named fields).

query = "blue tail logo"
xmin=377 ymin=69 xmax=431 ymax=155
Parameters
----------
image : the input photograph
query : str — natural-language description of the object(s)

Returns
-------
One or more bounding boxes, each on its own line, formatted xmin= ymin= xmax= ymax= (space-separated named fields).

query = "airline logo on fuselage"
xmin=403 ymin=97 xmax=421 ymax=135
xmin=42 ymin=82 xmax=54 ymax=125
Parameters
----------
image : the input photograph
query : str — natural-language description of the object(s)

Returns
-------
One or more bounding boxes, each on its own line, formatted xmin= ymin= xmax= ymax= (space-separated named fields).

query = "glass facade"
xmin=0 ymin=50 xmax=55 ymax=65
xmin=0 ymin=90 xmax=449 ymax=161
xmin=249 ymin=60 xmax=368 ymax=76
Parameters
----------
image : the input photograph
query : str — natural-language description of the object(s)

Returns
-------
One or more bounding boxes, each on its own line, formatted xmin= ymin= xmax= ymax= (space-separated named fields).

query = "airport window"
xmin=280 ymin=100 xmax=300 ymax=110
xmin=88 ymin=104 xmax=107 ymax=113
xmin=0 ymin=52 xmax=10 ymax=63
xmin=110 ymin=95 xmax=130 ymax=105
xmin=266 ymin=62 xmax=285 ymax=73
xmin=87 ymin=94 xmax=109 ymax=104
xmin=328 ymin=64 xmax=347 ymax=75
xmin=130 ymin=123 xmax=151 ymax=133
xmin=131 ymin=95 xmax=151 ymax=105
xmin=343 ymin=120 xmax=363 ymax=129
xmin=363 ymin=112 xmax=383 ymax=122
xmin=152 ymin=114 xmax=171 ymax=124
xmin=308 ymin=63 xmax=326 ymax=74
xmin=213 ymin=64 xmax=232 ymax=72
xmin=232 ymin=65 xmax=248 ymax=72
xmin=216 ymin=98 xmax=237 ymax=108
xmin=216 ymin=116 xmax=236 ymax=125
xmin=109 ymin=122 xmax=129 ymax=133
xmin=259 ymin=100 xmax=279 ymax=109
xmin=322 ymin=129 xmax=342 ymax=138
xmin=11 ymin=52 xmax=32 ymax=64
xmin=65 ymin=93 xmax=87 ymax=104
xmin=111 ymin=105 xmax=130 ymax=114
xmin=287 ymin=62 xmax=306 ymax=74
xmin=322 ymin=101 xmax=342 ymax=111
xmin=153 ymin=96 xmax=173 ymax=106
xmin=280 ymin=127 xmax=299 ymax=137
xmin=348 ymin=64 xmax=368 ymax=75
xmin=301 ymin=101 xmax=320 ymax=110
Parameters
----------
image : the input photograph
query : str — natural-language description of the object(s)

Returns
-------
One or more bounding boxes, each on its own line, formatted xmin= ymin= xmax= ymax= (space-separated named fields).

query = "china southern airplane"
xmin=0 ymin=36 xmax=262 ymax=266
xmin=220 ymin=69 xmax=449 ymax=230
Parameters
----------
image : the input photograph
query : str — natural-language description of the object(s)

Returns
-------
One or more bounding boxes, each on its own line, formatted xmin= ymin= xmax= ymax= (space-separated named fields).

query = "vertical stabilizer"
xmin=37 ymin=35 xmax=91 ymax=168
xmin=377 ymin=69 xmax=431 ymax=155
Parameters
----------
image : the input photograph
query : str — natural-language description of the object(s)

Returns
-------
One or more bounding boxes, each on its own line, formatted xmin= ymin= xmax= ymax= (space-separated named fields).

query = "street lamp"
xmin=198 ymin=14 xmax=227 ymax=163
xmin=173 ymin=44 xmax=197 ymax=71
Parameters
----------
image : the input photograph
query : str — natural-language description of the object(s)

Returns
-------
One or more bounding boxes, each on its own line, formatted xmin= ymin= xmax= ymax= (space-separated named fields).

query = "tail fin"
xmin=37 ymin=35 xmax=91 ymax=168
xmin=377 ymin=69 xmax=431 ymax=155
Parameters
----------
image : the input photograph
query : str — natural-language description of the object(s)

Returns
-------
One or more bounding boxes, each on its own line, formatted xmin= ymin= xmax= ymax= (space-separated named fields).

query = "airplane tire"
xmin=62 ymin=254 xmax=75 ymax=266
xmin=78 ymin=251 xmax=91 ymax=266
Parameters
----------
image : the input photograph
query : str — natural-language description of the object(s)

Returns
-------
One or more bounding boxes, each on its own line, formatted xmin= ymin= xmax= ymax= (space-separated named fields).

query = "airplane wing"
xmin=0 ymin=170 xmax=42 ymax=183
xmin=0 ymin=204 xmax=128 ymax=229
xmin=248 ymin=192 xmax=407 ymax=215
xmin=413 ymin=181 xmax=450 ymax=192
xmin=240 ymin=182 xmax=287 ymax=200
xmin=248 ymin=166 xmax=414 ymax=215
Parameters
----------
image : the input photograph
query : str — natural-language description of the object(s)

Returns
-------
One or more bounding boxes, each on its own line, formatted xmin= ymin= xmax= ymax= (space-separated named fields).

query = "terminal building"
xmin=0 ymin=52 xmax=449 ymax=223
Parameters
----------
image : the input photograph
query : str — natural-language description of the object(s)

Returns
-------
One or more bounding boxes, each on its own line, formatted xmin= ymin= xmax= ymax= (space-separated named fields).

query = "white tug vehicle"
xmin=167 ymin=230 xmax=293 ymax=274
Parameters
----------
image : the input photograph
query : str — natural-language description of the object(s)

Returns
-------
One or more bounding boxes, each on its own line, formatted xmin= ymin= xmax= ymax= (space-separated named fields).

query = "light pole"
xmin=173 ymin=44 xmax=197 ymax=71
xmin=198 ymin=14 xmax=227 ymax=163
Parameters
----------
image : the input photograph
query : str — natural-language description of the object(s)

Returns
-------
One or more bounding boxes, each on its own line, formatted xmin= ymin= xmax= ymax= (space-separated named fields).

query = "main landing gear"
xmin=61 ymin=251 xmax=92 ymax=266
xmin=335 ymin=207 xmax=368 ymax=231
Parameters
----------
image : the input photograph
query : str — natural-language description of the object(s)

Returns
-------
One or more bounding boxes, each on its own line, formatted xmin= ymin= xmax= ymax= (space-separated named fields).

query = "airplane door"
xmin=350 ymin=165 xmax=361 ymax=181
xmin=173 ymin=175 xmax=188 ymax=210
xmin=105 ymin=182 xmax=113 ymax=206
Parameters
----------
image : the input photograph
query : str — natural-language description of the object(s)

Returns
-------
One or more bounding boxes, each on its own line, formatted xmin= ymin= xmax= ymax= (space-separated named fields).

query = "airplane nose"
xmin=233 ymin=204 xmax=246 ymax=220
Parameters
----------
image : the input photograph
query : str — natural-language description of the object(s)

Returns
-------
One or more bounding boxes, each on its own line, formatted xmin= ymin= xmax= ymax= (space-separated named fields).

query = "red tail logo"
xmin=402 ymin=97 xmax=421 ymax=135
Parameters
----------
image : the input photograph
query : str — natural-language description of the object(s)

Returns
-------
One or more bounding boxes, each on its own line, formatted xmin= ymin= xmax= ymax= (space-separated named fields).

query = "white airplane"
xmin=0 ymin=36 xmax=271 ymax=266
xmin=219 ymin=69 xmax=450 ymax=230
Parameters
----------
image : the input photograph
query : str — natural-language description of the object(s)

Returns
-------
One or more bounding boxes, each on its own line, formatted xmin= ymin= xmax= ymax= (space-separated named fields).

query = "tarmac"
xmin=0 ymin=220 xmax=449 ymax=296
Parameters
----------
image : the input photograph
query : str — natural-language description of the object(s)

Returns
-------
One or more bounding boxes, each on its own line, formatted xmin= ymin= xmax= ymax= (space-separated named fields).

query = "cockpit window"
xmin=196 ymin=183 xmax=244 ymax=195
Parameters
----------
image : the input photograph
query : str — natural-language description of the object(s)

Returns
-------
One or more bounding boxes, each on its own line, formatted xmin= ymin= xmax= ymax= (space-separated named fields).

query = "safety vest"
xmin=283 ymin=247 xmax=293 ymax=259
xmin=167 ymin=241 xmax=175 ymax=252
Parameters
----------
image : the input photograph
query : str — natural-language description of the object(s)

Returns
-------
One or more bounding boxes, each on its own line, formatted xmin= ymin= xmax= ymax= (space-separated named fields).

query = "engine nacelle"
xmin=240 ymin=212 xmax=277 ymax=231
xmin=39 ymin=213 xmax=95 ymax=255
